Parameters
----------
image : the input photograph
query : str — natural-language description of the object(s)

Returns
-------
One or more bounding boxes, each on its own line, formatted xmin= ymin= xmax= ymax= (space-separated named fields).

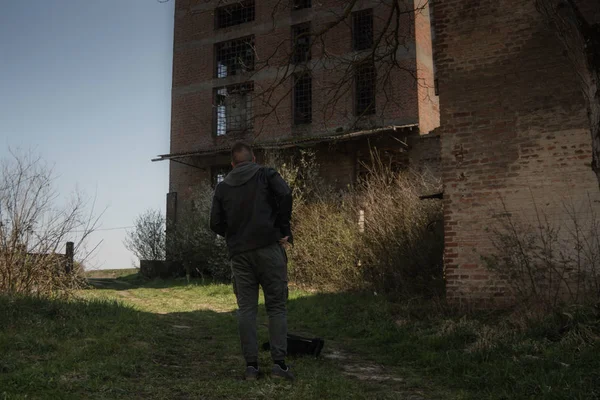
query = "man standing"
xmin=210 ymin=142 xmax=294 ymax=381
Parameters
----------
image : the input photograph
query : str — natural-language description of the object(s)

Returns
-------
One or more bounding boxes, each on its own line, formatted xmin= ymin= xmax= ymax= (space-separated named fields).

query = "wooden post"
xmin=357 ymin=208 xmax=365 ymax=268
xmin=358 ymin=209 xmax=365 ymax=233
xmin=166 ymin=192 xmax=178 ymax=262
xmin=65 ymin=242 xmax=74 ymax=274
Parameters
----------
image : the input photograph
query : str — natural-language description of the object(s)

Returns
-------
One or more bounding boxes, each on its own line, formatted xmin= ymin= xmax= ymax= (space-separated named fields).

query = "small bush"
xmin=483 ymin=196 xmax=600 ymax=309
xmin=264 ymin=149 xmax=362 ymax=291
xmin=265 ymin=148 xmax=444 ymax=296
xmin=124 ymin=209 xmax=166 ymax=262
xmin=356 ymin=152 xmax=444 ymax=297
xmin=290 ymin=199 xmax=363 ymax=290
xmin=0 ymin=150 xmax=97 ymax=296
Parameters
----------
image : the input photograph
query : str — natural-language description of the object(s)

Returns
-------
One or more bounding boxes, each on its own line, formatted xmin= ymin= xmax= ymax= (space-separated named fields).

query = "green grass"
xmin=1 ymin=274 xmax=599 ymax=399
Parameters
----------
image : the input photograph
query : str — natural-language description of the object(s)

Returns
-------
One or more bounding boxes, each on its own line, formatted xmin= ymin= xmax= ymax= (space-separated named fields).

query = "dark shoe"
xmin=244 ymin=366 xmax=259 ymax=381
xmin=271 ymin=364 xmax=295 ymax=381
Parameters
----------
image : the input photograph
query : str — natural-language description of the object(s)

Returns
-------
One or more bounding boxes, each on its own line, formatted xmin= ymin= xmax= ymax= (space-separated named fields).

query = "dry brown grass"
xmin=355 ymin=152 xmax=444 ymax=296
xmin=266 ymin=148 xmax=444 ymax=296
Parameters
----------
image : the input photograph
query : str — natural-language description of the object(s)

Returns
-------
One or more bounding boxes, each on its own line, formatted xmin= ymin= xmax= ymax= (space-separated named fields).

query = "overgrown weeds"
xmin=264 ymin=149 xmax=362 ymax=290
xmin=265 ymin=148 xmax=444 ymax=296
xmin=290 ymin=199 xmax=363 ymax=290
xmin=356 ymin=152 xmax=444 ymax=296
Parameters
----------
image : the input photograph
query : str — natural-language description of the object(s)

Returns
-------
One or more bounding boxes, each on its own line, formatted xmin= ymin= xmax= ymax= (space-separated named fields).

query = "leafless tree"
xmin=252 ymin=0 xmax=430 ymax=126
xmin=124 ymin=209 xmax=166 ymax=261
xmin=0 ymin=150 xmax=102 ymax=295
xmin=536 ymin=0 xmax=600 ymax=188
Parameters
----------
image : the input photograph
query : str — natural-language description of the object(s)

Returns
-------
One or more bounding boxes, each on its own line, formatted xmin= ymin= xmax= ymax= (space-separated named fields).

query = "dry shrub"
xmin=265 ymin=148 xmax=444 ymax=296
xmin=483 ymin=196 xmax=600 ymax=310
xmin=356 ymin=152 xmax=444 ymax=296
xmin=263 ymin=149 xmax=330 ymax=203
xmin=0 ymin=251 xmax=85 ymax=295
xmin=0 ymin=150 xmax=98 ymax=296
xmin=263 ymin=149 xmax=360 ymax=290
xmin=290 ymin=199 xmax=362 ymax=291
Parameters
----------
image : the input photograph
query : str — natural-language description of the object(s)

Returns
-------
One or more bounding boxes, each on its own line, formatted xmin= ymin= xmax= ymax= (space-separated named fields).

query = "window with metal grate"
xmin=291 ymin=23 xmax=311 ymax=64
xmin=352 ymin=9 xmax=373 ymax=51
xmin=355 ymin=62 xmax=376 ymax=116
xmin=215 ymin=36 xmax=255 ymax=78
xmin=214 ymin=82 xmax=254 ymax=136
xmin=211 ymin=165 xmax=232 ymax=186
xmin=293 ymin=73 xmax=312 ymax=125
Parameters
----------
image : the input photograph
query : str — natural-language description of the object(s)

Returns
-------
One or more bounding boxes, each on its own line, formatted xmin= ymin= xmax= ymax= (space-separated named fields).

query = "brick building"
xmin=434 ymin=0 xmax=600 ymax=304
xmin=154 ymin=0 xmax=440 ymax=222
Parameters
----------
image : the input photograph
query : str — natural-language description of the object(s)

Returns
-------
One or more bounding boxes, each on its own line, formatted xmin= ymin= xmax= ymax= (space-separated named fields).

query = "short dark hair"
xmin=231 ymin=142 xmax=254 ymax=165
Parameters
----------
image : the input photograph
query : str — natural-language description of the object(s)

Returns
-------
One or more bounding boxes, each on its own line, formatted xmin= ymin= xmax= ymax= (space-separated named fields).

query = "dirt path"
xmin=323 ymin=347 xmax=427 ymax=399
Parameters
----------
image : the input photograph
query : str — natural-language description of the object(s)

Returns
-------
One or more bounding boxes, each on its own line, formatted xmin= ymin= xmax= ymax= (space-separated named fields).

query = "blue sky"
xmin=0 ymin=0 xmax=175 ymax=270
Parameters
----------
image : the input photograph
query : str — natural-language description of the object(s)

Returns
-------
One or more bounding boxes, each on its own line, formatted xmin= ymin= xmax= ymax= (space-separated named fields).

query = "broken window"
xmin=293 ymin=73 xmax=312 ymax=124
xmin=215 ymin=36 xmax=255 ymax=78
xmin=352 ymin=9 xmax=373 ymax=51
xmin=293 ymin=0 xmax=311 ymax=10
xmin=355 ymin=62 xmax=376 ymax=116
xmin=291 ymin=23 xmax=311 ymax=64
xmin=215 ymin=1 xmax=255 ymax=29
xmin=215 ymin=82 xmax=254 ymax=136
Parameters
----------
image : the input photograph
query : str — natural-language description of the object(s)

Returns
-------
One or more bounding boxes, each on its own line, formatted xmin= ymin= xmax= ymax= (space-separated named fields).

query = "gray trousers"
xmin=231 ymin=242 xmax=288 ymax=363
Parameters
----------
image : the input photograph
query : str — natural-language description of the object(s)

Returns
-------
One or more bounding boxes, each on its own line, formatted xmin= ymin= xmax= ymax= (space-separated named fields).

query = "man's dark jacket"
xmin=210 ymin=162 xmax=293 ymax=257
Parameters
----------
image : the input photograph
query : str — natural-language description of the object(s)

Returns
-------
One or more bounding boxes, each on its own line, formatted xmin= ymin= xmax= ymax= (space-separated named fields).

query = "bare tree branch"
xmin=0 ymin=149 xmax=103 ymax=295
xmin=166 ymin=0 xmax=434 ymax=140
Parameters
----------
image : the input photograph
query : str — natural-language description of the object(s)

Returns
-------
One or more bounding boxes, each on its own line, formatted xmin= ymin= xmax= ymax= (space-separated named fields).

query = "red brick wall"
xmin=171 ymin=0 xmax=424 ymax=146
xmin=314 ymin=130 xmax=440 ymax=189
xmin=434 ymin=0 xmax=600 ymax=304
xmin=169 ymin=0 xmax=439 ymax=201
xmin=414 ymin=0 xmax=440 ymax=134
xmin=409 ymin=133 xmax=441 ymax=178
